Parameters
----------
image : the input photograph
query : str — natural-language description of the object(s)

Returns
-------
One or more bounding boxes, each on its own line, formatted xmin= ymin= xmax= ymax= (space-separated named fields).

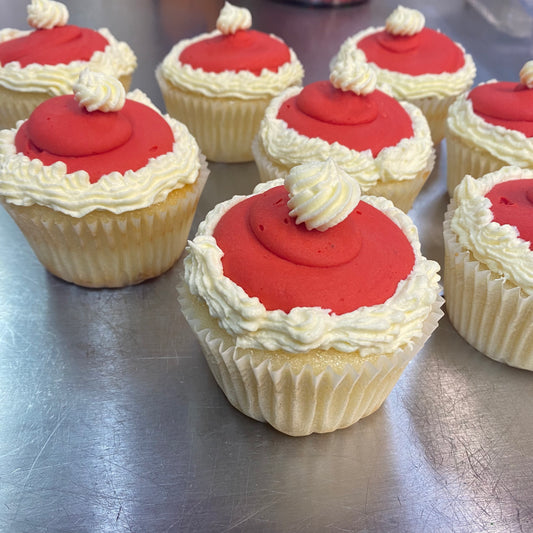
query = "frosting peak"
xmin=385 ymin=6 xmax=425 ymax=36
xmin=520 ymin=60 xmax=533 ymax=89
xmin=286 ymin=159 xmax=361 ymax=231
xmin=216 ymin=2 xmax=252 ymax=35
xmin=27 ymin=0 xmax=68 ymax=30
xmin=329 ymin=48 xmax=377 ymax=95
xmin=73 ymin=69 xmax=125 ymax=112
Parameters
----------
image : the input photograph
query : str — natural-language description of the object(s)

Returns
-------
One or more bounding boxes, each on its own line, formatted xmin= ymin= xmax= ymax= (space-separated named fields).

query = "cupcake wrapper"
xmin=445 ymin=129 xmax=507 ymax=195
xmin=443 ymin=205 xmax=533 ymax=370
xmin=157 ymin=68 xmax=272 ymax=163
xmin=408 ymin=94 xmax=458 ymax=145
xmin=0 ymin=88 xmax=49 ymax=131
xmin=3 ymin=160 xmax=208 ymax=288
xmin=252 ymin=136 xmax=433 ymax=213
xmin=0 ymin=74 xmax=133 ymax=131
xmin=178 ymin=281 xmax=444 ymax=436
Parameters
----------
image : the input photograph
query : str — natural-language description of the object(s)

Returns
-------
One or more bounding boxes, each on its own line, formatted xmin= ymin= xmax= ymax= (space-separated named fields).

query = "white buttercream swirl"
xmin=0 ymin=27 xmax=136 ymax=96
xmin=385 ymin=6 xmax=425 ymax=36
xmin=257 ymin=86 xmax=434 ymax=187
xmin=216 ymin=2 xmax=252 ymax=35
xmin=0 ymin=90 xmax=202 ymax=217
xmin=286 ymin=159 xmax=360 ymax=231
xmin=519 ymin=60 xmax=533 ymax=89
xmin=74 ymin=69 xmax=125 ymax=112
xmin=27 ymin=0 xmax=68 ymax=30
xmin=335 ymin=28 xmax=476 ymax=100
xmin=447 ymin=88 xmax=533 ymax=167
xmin=451 ymin=167 xmax=533 ymax=295
xmin=158 ymin=30 xmax=303 ymax=100
xmin=329 ymin=48 xmax=376 ymax=95
xmin=183 ymin=179 xmax=441 ymax=355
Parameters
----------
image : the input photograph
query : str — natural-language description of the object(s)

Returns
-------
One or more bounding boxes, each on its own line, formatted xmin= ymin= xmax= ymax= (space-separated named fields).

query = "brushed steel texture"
xmin=0 ymin=1 xmax=532 ymax=531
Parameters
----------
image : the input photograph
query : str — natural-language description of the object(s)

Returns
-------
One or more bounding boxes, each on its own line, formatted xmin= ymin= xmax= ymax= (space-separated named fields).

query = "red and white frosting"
xmin=0 ymin=70 xmax=201 ymax=217
xmin=451 ymin=166 xmax=533 ymax=295
xmin=256 ymin=48 xmax=434 ymax=188
xmin=184 ymin=159 xmax=441 ymax=354
xmin=0 ymin=0 xmax=136 ymax=95
xmin=158 ymin=2 xmax=303 ymax=100
xmin=447 ymin=61 xmax=533 ymax=167
xmin=335 ymin=6 xmax=475 ymax=100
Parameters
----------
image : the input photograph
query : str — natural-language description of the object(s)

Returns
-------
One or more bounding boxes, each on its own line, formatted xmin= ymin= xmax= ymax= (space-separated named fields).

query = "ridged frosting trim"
xmin=447 ymin=89 xmax=533 ymax=167
xmin=286 ymin=159 xmax=361 ymax=231
xmin=27 ymin=0 xmax=68 ymax=30
xmin=451 ymin=167 xmax=533 ymax=295
xmin=335 ymin=27 xmax=476 ymax=100
xmin=385 ymin=6 xmax=425 ymax=36
xmin=74 ymin=69 xmax=125 ymax=112
xmin=183 ymin=178 xmax=441 ymax=355
xmin=216 ymin=2 xmax=252 ymax=35
xmin=0 ymin=27 xmax=137 ymax=95
xmin=0 ymin=90 xmax=202 ymax=217
xmin=257 ymin=86 xmax=434 ymax=187
xmin=158 ymin=30 xmax=304 ymax=100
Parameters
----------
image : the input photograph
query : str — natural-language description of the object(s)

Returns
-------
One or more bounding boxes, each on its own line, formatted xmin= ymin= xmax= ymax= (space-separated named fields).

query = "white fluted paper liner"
xmin=0 ymin=87 xmax=49 ymax=131
xmin=252 ymin=135 xmax=432 ymax=213
xmin=178 ymin=280 xmax=444 ymax=436
xmin=443 ymin=202 xmax=533 ymax=370
xmin=0 ymin=74 xmax=133 ymax=131
xmin=157 ymin=67 xmax=272 ymax=163
xmin=3 ymin=157 xmax=208 ymax=288
xmin=409 ymin=93 xmax=458 ymax=145
xmin=445 ymin=128 xmax=508 ymax=195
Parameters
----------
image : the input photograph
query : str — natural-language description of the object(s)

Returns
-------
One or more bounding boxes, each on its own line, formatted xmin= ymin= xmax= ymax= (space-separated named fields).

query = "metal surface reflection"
xmin=0 ymin=0 xmax=532 ymax=531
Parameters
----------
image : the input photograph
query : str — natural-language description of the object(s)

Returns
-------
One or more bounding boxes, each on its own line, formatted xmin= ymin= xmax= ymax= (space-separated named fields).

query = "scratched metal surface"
xmin=0 ymin=1 xmax=532 ymax=531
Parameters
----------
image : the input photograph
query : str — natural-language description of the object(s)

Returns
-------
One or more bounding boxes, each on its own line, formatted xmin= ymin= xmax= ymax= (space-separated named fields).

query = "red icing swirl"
xmin=213 ymin=185 xmax=415 ymax=314
xmin=277 ymin=81 xmax=413 ymax=156
xmin=179 ymin=30 xmax=290 ymax=75
xmin=357 ymin=28 xmax=465 ymax=75
xmin=469 ymin=82 xmax=533 ymax=137
xmin=15 ymin=95 xmax=174 ymax=183
xmin=0 ymin=26 xmax=108 ymax=67
xmin=487 ymin=179 xmax=533 ymax=250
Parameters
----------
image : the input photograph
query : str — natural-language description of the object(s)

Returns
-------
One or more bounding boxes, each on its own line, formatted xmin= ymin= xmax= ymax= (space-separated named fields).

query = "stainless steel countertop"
xmin=1 ymin=1 xmax=532 ymax=531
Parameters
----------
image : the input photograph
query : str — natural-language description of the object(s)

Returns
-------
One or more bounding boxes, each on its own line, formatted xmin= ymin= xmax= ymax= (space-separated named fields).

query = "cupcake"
xmin=252 ymin=48 xmax=435 ymax=213
xmin=444 ymin=166 xmax=533 ymax=371
xmin=179 ymin=158 xmax=443 ymax=436
xmin=334 ymin=6 xmax=476 ymax=144
xmin=0 ymin=69 xmax=208 ymax=288
xmin=0 ymin=0 xmax=137 ymax=130
xmin=446 ymin=61 xmax=533 ymax=195
xmin=156 ymin=2 xmax=304 ymax=163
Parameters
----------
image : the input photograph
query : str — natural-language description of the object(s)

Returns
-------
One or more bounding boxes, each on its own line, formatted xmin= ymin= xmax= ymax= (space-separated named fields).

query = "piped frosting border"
xmin=337 ymin=26 xmax=476 ymax=100
xmin=184 ymin=178 xmax=441 ymax=355
xmin=0 ymin=90 xmax=202 ymax=217
xmin=158 ymin=30 xmax=303 ymax=100
xmin=256 ymin=85 xmax=434 ymax=187
xmin=451 ymin=166 xmax=533 ymax=295
xmin=0 ymin=27 xmax=136 ymax=95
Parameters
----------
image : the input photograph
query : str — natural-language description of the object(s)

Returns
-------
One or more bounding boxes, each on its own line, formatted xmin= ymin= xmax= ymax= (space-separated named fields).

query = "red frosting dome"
xmin=179 ymin=30 xmax=290 ymax=75
xmin=15 ymin=95 xmax=174 ymax=183
xmin=357 ymin=28 xmax=465 ymax=76
xmin=0 ymin=26 xmax=108 ymax=67
xmin=276 ymin=81 xmax=414 ymax=156
xmin=469 ymin=82 xmax=533 ymax=137
xmin=213 ymin=185 xmax=415 ymax=314
xmin=487 ymin=179 xmax=533 ymax=250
